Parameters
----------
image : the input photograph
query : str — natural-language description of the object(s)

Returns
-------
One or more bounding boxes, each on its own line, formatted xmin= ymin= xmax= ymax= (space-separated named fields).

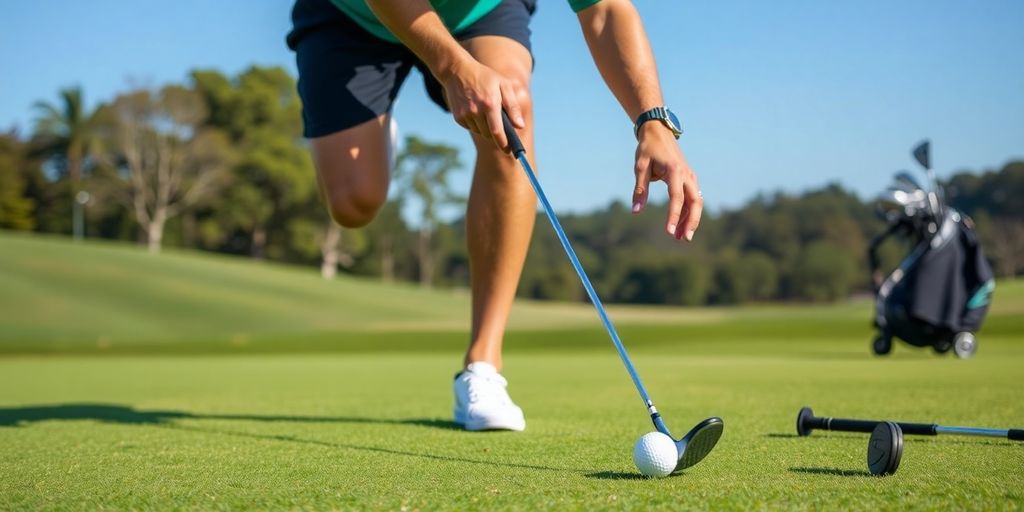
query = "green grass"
xmin=1 ymin=232 xmax=1022 ymax=510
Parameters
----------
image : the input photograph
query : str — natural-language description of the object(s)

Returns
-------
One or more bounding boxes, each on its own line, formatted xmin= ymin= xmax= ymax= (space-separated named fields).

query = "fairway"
xmin=2 ymin=234 xmax=1023 ymax=510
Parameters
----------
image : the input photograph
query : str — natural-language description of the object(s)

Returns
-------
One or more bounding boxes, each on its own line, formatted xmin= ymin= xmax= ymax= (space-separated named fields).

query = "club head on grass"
xmin=674 ymin=417 xmax=724 ymax=471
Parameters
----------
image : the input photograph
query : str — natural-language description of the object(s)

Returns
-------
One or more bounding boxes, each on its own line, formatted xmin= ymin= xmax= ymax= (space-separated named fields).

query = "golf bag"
xmin=868 ymin=142 xmax=995 ymax=358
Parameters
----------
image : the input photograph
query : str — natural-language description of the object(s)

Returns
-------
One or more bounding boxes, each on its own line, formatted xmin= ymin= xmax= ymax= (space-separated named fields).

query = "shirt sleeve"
xmin=568 ymin=0 xmax=602 ymax=13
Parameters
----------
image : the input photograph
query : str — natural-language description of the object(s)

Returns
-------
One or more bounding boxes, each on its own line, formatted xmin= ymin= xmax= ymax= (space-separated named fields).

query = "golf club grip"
xmin=501 ymin=110 xmax=526 ymax=156
xmin=1010 ymin=429 xmax=1024 ymax=441
xmin=823 ymin=418 xmax=937 ymax=436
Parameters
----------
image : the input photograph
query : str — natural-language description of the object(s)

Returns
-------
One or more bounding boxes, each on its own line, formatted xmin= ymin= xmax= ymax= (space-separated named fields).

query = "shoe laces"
xmin=466 ymin=372 xmax=511 ymax=405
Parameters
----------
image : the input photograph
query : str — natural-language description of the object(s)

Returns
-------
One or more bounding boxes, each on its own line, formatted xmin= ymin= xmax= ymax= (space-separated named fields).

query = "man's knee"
xmin=325 ymin=184 xmax=387 ymax=228
xmin=310 ymin=122 xmax=391 ymax=229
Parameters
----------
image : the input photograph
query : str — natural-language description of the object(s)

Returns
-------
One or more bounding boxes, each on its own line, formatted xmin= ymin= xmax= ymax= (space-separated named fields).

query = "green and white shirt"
xmin=329 ymin=0 xmax=602 ymax=43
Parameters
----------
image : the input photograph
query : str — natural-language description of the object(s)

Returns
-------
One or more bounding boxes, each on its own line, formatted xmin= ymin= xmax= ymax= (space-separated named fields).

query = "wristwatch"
xmin=633 ymin=107 xmax=682 ymax=140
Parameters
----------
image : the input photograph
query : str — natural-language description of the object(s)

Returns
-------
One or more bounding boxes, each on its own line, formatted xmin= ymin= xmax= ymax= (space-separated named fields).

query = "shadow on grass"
xmin=163 ymin=423 xmax=585 ymax=473
xmin=586 ymin=471 xmax=648 ymax=481
xmin=789 ymin=467 xmax=873 ymax=477
xmin=0 ymin=403 xmax=460 ymax=430
xmin=0 ymin=403 xmax=588 ymax=473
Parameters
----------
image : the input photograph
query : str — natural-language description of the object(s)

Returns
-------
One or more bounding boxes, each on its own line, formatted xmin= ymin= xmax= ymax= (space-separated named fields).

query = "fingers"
xmin=484 ymin=101 xmax=508 ymax=152
xmin=454 ymin=111 xmax=475 ymax=133
xmin=664 ymin=167 xmax=703 ymax=241
xmin=500 ymin=81 xmax=525 ymax=129
xmin=665 ymin=166 xmax=686 ymax=239
xmin=453 ymin=88 xmax=510 ymax=152
xmin=679 ymin=182 xmax=703 ymax=241
xmin=444 ymin=59 xmax=527 ymax=152
xmin=633 ymin=156 xmax=651 ymax=213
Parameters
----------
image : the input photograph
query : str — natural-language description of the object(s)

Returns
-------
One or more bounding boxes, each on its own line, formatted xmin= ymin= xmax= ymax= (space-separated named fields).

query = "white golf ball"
xmin=632 ymin=431 xmax=678 ymax=478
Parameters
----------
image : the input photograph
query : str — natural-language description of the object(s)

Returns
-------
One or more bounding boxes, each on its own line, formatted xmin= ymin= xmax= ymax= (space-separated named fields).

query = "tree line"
xmin=1 ymin=66 xmax=1021 ymax=304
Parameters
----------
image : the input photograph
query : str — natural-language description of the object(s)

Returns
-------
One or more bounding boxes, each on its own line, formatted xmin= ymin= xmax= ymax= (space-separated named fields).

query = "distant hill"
xmin=0 ymin=231 xmax=723 ymax=352
xmin=2 ymin=231 xmax=1020 ymax=355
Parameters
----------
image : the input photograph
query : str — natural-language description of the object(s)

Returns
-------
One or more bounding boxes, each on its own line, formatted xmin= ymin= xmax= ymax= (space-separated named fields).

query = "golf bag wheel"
xmin=932 ymin=338 xmax=953 ymax=354
xmin=953 ymin=332 xmax=977 ymax=359
xmin=872 ymin=335 xmax=892 ymax=356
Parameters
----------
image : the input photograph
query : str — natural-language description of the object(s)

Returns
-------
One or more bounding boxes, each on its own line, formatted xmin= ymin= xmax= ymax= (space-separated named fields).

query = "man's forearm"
xmin=365 ymin=0 xmax=472 ymax=81
xmin=577 ymin=0 xmax=664 ymax=120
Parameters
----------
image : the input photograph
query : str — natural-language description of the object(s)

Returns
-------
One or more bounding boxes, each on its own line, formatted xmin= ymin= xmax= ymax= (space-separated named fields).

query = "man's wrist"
xmin=637 ymin=119 xmax=676 ymax=141
xmin=433 ymin=48 xmax=475 ymax=83
xmin=634 ymin=106 xmax=682 ymax=140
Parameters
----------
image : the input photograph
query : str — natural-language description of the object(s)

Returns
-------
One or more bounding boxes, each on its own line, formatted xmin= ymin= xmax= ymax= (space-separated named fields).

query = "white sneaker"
xmin=453 ymin=362 xmax=526 ymax=431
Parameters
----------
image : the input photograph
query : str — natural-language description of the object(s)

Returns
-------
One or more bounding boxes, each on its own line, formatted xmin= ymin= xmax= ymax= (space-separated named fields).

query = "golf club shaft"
xmin=500 ymin=112 xmax=672 ymax=438
xmin=808 ymin=414 xmax=1023 ymax=441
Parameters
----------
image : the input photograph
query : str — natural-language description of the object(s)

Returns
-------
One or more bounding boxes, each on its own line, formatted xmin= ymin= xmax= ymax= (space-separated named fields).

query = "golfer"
xmin=287 ymin=0 xmax=702 ymax=431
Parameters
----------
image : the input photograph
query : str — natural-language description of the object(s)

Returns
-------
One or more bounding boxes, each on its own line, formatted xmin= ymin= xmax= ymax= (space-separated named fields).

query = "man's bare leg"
xmin=310 ymin=115 xmax=392 ymax=228
xmin=460 ymin=36 xmax=537 ymax=370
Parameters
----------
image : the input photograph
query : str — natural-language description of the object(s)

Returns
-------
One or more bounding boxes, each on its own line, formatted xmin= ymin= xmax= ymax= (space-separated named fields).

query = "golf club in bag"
xmin=868 ymin=140 xmax=995 ymax=358
xmin=501 ymin=111 xmax=723 ymax=472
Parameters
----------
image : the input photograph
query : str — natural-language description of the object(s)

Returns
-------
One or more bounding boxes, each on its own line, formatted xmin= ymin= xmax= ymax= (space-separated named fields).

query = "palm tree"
xmin=33 ymin=87 xmax=97 ymax=239
xmin=32 ymin=86 xmax=95 ymax=185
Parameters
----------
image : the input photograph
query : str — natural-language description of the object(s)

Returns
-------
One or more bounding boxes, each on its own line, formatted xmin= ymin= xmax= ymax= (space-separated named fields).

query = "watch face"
xmin=665 ymin=109 xmax=682 ymax=133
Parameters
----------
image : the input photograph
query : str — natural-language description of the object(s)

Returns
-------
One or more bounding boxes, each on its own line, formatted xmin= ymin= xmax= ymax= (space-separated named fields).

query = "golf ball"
xmin=632 ymin=431 xmax=678 ymax=478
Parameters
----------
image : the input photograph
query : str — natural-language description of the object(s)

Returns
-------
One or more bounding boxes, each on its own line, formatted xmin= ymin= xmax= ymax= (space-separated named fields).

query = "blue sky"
xmin=2 ymin=0 xmax=1022 ymax=215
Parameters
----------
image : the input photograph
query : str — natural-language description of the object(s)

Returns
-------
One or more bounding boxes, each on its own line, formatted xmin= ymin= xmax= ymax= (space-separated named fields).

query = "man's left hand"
xmin=631 ymin=122 xmax=703 ymax=241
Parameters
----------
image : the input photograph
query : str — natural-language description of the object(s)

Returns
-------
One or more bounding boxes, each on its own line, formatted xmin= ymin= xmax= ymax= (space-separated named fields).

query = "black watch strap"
xmin=634 ymin=107 xmax=682 ymax=140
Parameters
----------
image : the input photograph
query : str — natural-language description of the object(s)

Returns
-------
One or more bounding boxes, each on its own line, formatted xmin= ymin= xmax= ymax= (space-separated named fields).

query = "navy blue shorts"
xmin=287 ymin=0 xmax=537 ymax=138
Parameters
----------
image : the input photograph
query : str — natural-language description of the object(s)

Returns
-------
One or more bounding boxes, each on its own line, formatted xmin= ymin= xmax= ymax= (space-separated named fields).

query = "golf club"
xmin=501 ymin=111 xmax=723 ymax=471
xmin=880 ymin=187 xmax=927 ymax=209
xmin=796 ymin=406 xmax=1024 ymax=441
xmin=868 ymin=421 xmax=903 ymax=476
xmin=913 ymin=140 xmax=945 ymax=222
xmin=893 ymin=171 xmax=925 ymax=195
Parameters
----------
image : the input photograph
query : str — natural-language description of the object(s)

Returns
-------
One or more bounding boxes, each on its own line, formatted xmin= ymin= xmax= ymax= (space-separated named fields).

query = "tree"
xmin=32 ymin=87 xmax=99 ymax=239
xmin=791 ymin=241 xmax=857 ymax=301
xmin=0 ymin=132 xmax=36 ymax=230
xmin=356 ymin=199 xmax=412 ymax=281
xmin=714 ymin=251 xmax=778 ymax=303
xmin=191 ymin=67 xmax=314 ymax=259
xmin=32 ymin=86 xmax=95 ymax=185
xmin=102 ymin=86 xmax=233 ymax=252
xmin=394 ymin=136 xmax=464 ymax=287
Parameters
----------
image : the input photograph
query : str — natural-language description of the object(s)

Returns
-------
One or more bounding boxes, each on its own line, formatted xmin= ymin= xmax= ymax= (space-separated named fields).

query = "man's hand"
xmin=632 ymin=122 xmax=702 ymax=241
xmin=440 ymin=57 xmax=526 ymax=152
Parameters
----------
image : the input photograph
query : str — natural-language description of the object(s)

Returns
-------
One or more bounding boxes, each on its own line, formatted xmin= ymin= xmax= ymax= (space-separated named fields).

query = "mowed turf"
xmin=1 ymin=232 xmax=1022 ymax=510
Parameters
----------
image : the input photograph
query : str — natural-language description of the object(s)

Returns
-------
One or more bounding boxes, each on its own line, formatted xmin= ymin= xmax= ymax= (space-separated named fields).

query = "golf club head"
xmin=894 ymin=171 xmax=924 ymax=193
xmin=796 ymin=406 xmax=814 ymax=436
xmin=674 ymin=417 xmax=724 ymax=471
xmin=883 ymin=187 xmax=927 ymax=207
xmin=875 ymin=194 xmax=907 ymax=223
xmin=867 ymin=421 xmax=903 ymax=476
xmin=876 ymin=189 xmax=927 ymax=222
xmin=913 ymin=140 xmax=931 ymax=170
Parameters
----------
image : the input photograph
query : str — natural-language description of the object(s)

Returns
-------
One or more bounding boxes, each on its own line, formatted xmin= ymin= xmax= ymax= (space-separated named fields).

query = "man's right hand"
xmin=440 ymin=57 xmax=526 ymax=152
